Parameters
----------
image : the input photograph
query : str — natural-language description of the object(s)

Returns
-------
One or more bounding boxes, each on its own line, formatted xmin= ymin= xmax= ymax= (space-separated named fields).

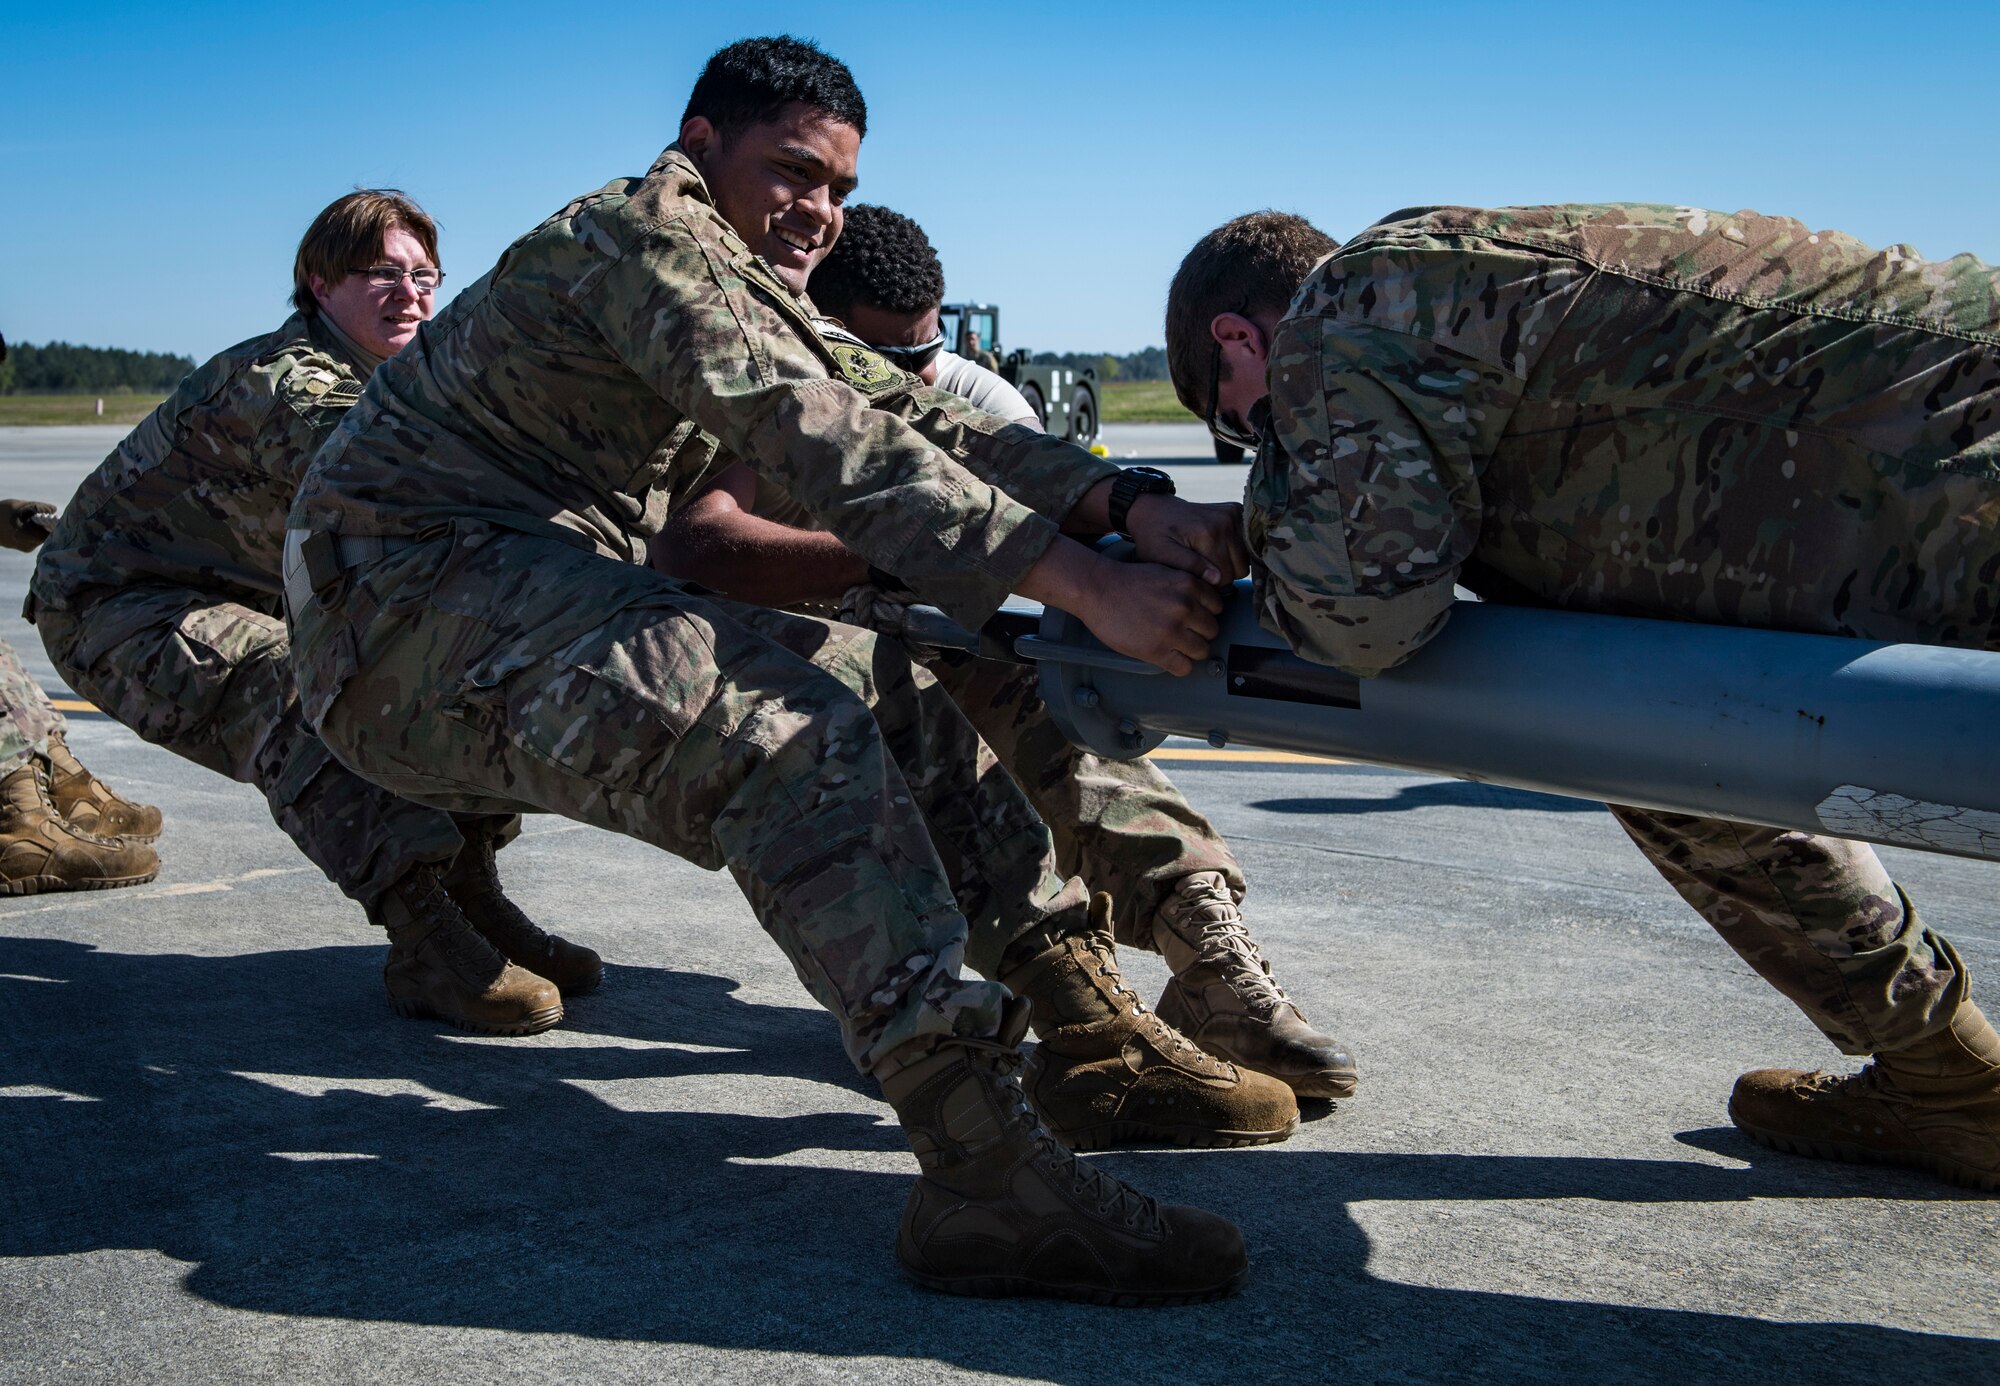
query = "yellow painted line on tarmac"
xmin=46 ymin=695 xmax=1340 ymax=765
xmin=1146 ymin=748 xmax=1346 ymax=765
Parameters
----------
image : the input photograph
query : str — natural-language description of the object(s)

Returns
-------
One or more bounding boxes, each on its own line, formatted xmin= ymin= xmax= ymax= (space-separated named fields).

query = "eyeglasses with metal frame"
xmin=355 ymin=264 xmax=445 ymax=292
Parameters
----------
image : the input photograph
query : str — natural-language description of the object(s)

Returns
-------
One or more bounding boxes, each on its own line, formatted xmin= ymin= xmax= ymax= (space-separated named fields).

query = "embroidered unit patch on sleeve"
xmin=829 ymin=342 xmax=899 ymax=393
xmin=278 ymin=362 xmax=363 ymax=420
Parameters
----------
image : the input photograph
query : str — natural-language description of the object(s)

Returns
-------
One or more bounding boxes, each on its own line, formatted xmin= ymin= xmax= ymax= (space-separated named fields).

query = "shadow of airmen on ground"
xmin=3 ymin=937 xmax=1994 ymax=1383
xmin=1253 ymin=781 xmax=1607 ymax=816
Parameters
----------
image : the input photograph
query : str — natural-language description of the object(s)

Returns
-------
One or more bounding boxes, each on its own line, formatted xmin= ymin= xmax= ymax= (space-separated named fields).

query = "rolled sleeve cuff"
xmin=1254 ymin=560 xmax=1458 ymax=677
xmin=895 ymin=505 xmax=1063 ymax=628
xmin=995 ymin=432 xmax=1119 ymax=521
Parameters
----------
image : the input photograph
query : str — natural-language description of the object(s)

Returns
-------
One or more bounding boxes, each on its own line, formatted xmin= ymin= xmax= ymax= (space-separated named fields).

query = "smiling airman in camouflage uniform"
xmin=1170 ymin=202 xmax=2000 ymax=1191
xmin=30 ymin=192 xmax=598 ymax=1033
xmin=281 ymin=37 xmax=1291 ymax=1304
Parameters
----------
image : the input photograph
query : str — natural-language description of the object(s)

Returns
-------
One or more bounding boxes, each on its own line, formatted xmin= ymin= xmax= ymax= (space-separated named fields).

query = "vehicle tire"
xmin=1214 ymin=438 xmax=1249 ymax=465
xmin=1068 ymin=387 xmax=1098 ymax=446
xmin=1018 ymin=381 xmax=1046 ymax=429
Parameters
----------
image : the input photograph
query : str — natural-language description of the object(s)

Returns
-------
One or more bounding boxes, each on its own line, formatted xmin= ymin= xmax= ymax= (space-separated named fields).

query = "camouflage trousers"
xmin=0 ymin=639 xmax=64 ymax=778
xmin=289 ymin=526 xmax=1087 ymax=1074
xmin=917 ymin=645 xmax=1243 ymax=950
xmin=1610 ymin=806 xmax=1967 ymax=1056
xmin=34 ymin=587 xmax=495 ymax=906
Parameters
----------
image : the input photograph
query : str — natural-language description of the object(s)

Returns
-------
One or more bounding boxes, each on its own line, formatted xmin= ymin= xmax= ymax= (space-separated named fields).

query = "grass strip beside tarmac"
xmin=5 ymin=386 xmax=1189 ymax=428
xmin=0 ymin=394 xmax=168 ymax=426
xmin=1099 ymin=379 xmax=1196 ymax=423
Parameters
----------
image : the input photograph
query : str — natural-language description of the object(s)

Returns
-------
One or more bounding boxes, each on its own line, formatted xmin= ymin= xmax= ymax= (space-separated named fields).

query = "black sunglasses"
xmin=865 ymin=330 xmax=947 ymax=373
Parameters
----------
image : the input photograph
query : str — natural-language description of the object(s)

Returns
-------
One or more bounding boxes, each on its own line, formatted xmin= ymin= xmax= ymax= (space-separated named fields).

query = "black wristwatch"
xmin=1107 ymin=466 xmax=1177 ymax=536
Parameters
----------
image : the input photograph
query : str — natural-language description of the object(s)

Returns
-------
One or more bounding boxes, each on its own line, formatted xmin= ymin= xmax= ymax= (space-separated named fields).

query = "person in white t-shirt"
xmin=650 ymin=204 xmax=1357 ymax=1103
xmin=929 ymin=346 xmax=1037 ymax=424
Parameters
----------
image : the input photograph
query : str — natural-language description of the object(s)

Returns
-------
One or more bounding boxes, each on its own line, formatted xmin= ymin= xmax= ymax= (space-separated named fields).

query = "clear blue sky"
xmin=5 ymin=0 xmax=1997 ymax=360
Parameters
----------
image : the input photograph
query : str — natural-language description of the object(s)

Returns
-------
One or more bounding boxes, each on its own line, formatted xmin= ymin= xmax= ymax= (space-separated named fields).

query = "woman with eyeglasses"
xmin=29 ymin=190 xmax=601 ymax=1038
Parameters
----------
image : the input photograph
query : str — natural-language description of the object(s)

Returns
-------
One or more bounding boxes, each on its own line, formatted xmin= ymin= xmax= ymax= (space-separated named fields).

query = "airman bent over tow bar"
xmin=1169 ymin=202 xmax=2000 ymax=1192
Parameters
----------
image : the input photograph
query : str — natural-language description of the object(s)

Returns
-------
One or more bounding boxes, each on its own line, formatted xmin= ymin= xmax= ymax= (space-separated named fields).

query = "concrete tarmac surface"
xmin=1 ymin=426 xmax=1995 ymax=1385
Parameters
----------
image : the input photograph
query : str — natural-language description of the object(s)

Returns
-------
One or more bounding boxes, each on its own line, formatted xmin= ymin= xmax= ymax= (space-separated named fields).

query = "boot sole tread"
xmin=1058 ymin=1114 xmax=1300 ymax=1152
xmin=0 ymin=868 xmax=159 ymax=896
xmin=1730 ymin=1108 xmax=2000 ymax=1193
xmin=901 ymin=1265 xmax=1246 ymax=1306
xmin=388 ymin=995 xmax=564 ymax=1037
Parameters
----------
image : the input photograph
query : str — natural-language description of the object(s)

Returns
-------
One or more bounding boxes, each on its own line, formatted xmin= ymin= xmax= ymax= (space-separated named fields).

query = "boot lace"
xmin=961 ymin=1032 xmax=1164 ymax=1233
xmin=1162 ymin=875 xmax=1292 ymax=1015
xmin=1023 ymin=1094 xmax=1162 ymax=1231
xmin=404 ymin=872 xmax=506 ymax=977
xmin=1797 ymin=1067 xmax=1885 ymax=1100
xmin=1080 ymin=929 xmax=1203 ymax=1061
xmin=28 ymin=761 xmax=122 ymax=846
xmin=446 ymin=842 xmax=555 ymax=949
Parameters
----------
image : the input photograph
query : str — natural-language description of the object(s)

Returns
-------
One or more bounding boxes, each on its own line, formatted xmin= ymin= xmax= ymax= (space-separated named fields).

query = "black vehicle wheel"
xmin=1068 ymin=387 xmax=1098 ymax=446
xmin=1214 ymin=438 xmax=1249 ymax=465
xmin=1018 ymin=381 xmax=1046 ymax=429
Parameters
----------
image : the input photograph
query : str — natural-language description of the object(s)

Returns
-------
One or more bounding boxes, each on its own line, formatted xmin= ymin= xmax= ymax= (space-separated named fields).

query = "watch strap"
xmin=1107 ymin=467 xmax=1177 ymax=536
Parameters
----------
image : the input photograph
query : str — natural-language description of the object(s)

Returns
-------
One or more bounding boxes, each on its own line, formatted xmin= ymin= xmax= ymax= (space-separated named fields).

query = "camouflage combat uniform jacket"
xmin=34 ymin=314 xmax=360 ymax=620
xmin=282 ymin=145 xmax=1124 ymax=1071
xmin=1247 ymin=203 xmax=1998 ymax=1057
xmin=290 ymin=144 xmax=1118 ymax=629
xmin=684 ymin=354 xmax=1247 ymax=946
xmin=30 ymin=316 xmax=473 ymax=906
xmin=1249 ymin=203 xmax=2000 ymax=675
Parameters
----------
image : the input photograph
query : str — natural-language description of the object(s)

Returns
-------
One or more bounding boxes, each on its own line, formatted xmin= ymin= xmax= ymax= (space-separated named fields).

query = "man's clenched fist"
xmin=0 ymin=500 xmax=57 ymax=553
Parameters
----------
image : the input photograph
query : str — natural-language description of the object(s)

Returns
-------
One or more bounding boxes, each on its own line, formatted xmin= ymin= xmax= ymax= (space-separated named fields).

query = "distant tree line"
xmin=1028 ymin=346 xmax=1169 ymax=382
xmin=0 ymin=335 xmax=1171 ymax=392
xmin=0 ymin=340 xmax=195 ymax=395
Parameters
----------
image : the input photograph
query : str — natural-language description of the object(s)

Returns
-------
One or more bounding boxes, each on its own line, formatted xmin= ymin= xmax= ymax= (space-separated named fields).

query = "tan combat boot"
xmin=882 ymin=999 xmax=1248 ymax=1305
xmin=1152 ymin=871 xmax=1358 ymax=1099
xmin=1002 ymin=893 xmax=1298 ymax=1150
xmin=373 ymin=864 xmax=564 ymax=1036
xmin=42 ymin=727 xmax=163 ymax=842
xmin=439 ymin=834 xmax=602 ymax=996
xmin=0 ymin=761 xmax=158 ymax=895
xmin=1729 ymin=1003 xmax=2000 ymax=1191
